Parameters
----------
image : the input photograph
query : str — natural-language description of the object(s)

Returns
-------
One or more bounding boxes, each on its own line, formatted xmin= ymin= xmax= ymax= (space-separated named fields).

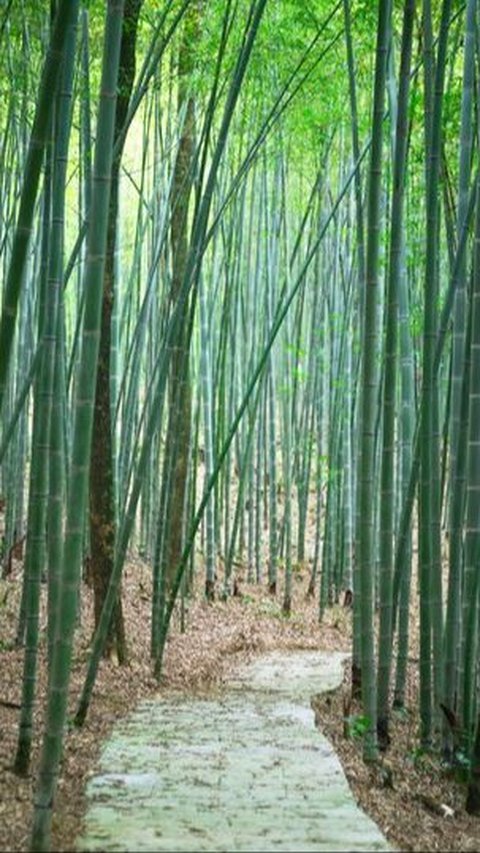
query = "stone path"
xmin=79 ymin=651 xmax=391 ymax=852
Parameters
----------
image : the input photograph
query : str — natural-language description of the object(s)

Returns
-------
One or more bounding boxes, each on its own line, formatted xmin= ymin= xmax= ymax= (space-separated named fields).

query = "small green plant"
xmin=407 ymin=745 xmax=440 ymax=774
xmin=450 ymin=749 xmax=471 ymax=783
xmin=344 ymin=714 xmax=372 ymax=740
xmin=407 ymin=745 xmax=428 ymax=766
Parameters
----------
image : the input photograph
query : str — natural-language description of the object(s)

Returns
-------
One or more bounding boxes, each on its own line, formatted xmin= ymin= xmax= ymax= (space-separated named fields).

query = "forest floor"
xmin=0 ymin=553 xmax=479 ymax=852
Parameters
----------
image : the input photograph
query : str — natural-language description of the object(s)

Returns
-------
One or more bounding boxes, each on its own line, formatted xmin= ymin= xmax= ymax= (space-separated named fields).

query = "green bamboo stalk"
xmin=460 ymin=172 xmax=480 ymax=750
xmin=199 ymin=271 xmax=217 ymax=599
xmin=444 ymin=0 xmax=476 ymax=722
xmin=13 ymin=145 xmax=53 ymax=774
xmin=377 ymin=0 xmax=415 ymax=749
xmin=31 ymin=4 xmax=125 ymax=848
xmin=356 ymin=0 xmax=392 ymax=763
xmin=0 ymin=1 xmax=79 ymax=418
xmin=418 ymin=0 xmax=452 ymax=746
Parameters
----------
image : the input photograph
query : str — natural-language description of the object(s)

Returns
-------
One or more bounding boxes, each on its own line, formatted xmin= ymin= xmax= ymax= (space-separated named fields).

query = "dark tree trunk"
xmin=89 ymin=0 xmax=142 ymax=661
xmin=161 ymin=8 xmax=199 ymax=597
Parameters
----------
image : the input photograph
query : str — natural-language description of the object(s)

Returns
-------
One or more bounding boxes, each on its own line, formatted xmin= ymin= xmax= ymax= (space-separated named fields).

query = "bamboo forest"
xmin=2 ymin=0 xmax=480 ymax=850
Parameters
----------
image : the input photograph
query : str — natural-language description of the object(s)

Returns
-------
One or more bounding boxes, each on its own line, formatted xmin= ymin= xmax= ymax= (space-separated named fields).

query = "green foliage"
xmin=344 ymin=713 xmax=372 ymax=740
xmin=449 ymin=749 xmax=471 ymax=783
xmin=407 ymin=744 xmax=429 ymax=767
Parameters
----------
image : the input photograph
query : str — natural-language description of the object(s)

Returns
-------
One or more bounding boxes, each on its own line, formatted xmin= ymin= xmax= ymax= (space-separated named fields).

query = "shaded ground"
xmin=1 ymin=555 xmax=479 ymax=852
xmin=313 ymin=667 xmax=480 ymax=852
xmin=80 ymin=651 xmax=389 ymax=852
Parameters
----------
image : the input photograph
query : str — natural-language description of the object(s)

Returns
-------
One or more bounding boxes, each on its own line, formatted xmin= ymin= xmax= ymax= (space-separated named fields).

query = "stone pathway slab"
xmin=79 ymin=652 xmax=391 ymax=852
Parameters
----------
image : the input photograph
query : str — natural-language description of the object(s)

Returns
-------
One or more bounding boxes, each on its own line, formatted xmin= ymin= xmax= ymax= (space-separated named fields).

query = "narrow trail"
xmin=79 ymin=651 xmax=391 ymax=852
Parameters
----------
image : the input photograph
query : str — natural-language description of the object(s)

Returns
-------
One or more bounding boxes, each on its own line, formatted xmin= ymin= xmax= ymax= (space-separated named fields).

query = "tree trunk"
xmin=158 ymin=7 xmax=198 ymax=602
xmin=89 ymin=0 xmax=143 ymax=661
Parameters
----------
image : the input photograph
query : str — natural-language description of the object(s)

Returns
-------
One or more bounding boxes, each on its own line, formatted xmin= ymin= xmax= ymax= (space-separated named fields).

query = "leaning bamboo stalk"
xmin=0 ymin=1 xmax=79 ymax=417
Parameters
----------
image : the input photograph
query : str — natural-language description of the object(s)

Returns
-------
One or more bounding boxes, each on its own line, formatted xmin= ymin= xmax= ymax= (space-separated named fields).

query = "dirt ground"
xmin=1 ymin=554 xmax=479 ymax=852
